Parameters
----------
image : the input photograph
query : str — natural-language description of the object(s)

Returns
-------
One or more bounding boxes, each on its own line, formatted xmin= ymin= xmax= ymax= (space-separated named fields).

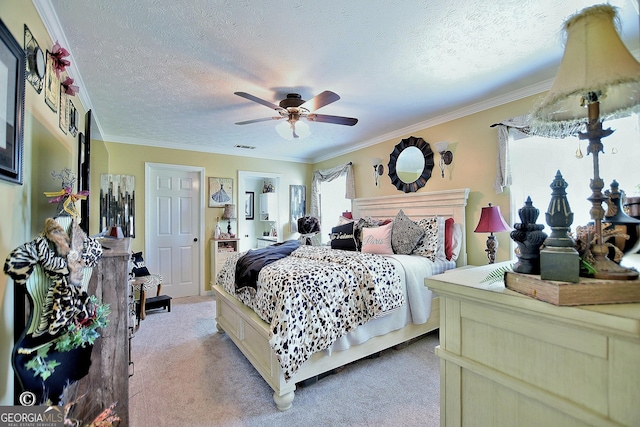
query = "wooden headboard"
xmin=352 ymin=188 xmax=470 ymax=267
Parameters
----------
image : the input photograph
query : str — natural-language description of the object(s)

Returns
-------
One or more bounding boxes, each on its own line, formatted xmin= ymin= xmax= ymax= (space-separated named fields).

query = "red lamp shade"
xmin=474 ymin=203 xmax=510 ymax=234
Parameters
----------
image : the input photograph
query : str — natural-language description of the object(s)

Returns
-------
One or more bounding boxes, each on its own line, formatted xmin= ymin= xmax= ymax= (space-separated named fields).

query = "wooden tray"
xmin=505 ymin=271 xmax=640 ymax=306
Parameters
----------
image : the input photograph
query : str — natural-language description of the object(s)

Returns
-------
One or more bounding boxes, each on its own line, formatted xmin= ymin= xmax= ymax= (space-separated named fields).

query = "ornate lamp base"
xmin=485 ymin=234 xmax=498 ymax=264
xmin=591 ymin=243 xmax=639 ymax=280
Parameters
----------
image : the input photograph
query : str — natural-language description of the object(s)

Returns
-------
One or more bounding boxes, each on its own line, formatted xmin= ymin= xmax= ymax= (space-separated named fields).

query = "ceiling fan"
xmin=234 ymin=90 xmax=358 ymax=139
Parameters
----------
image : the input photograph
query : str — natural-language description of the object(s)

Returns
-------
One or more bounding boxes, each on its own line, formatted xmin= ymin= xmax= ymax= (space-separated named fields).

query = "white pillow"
xmin=450 ymin=223 xmax=463 ymax=261
xmin=361 ymin=222 xmax=394 ymax=254
xmin=435 ymin=216 xmax=446 ymax=260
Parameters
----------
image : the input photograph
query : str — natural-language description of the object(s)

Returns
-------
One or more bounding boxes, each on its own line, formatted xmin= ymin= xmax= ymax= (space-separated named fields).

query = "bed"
xmin=212 ymin=188 xmax=470 ymax=410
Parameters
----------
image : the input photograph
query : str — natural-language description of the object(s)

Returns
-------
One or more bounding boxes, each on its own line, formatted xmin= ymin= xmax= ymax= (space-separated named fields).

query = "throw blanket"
xmin=235 ymin=240 xmax=300 ymax=291
xmin=220 ymin=245 xmax=404 ymax=381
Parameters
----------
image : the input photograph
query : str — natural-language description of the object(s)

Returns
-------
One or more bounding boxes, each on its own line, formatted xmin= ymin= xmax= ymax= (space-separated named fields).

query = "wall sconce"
xmin=370 ymin=158 xmax=384 ymax=186
xmin=433 ymin=141 xmax=453 ymax=178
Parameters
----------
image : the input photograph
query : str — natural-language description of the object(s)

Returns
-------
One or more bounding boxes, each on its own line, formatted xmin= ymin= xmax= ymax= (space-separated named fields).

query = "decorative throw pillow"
xmin=361 ymin=222 xmax=394 ymax=254
xmin=413 ymin=217 xmax=439 ymax=261
xmin=445 ymin=218 xmax=455 ymax=260
xmin=131 ymin=252 xmax=150 ymax=277
xmin=354 ymin=217 xmax=381 ymax=250
xmin=391 ymin=210 xmax=425 ymax=255
xmin=330 ymin=222 xmax=358 ymax=251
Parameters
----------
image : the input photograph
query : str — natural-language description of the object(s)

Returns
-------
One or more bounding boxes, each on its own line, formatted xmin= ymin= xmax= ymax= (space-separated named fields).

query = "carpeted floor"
xmin=129 ymin=295 xmax=441 ymax=427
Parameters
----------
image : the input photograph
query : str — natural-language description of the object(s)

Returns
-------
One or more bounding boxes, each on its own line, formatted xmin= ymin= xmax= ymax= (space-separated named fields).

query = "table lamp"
xmin=222 ymin=204 xmax=236 ymax=235
xmin=530 ymin=4 xmax=640 ymax=280
xmin=474 ymin=203 xmax=511 ymax=264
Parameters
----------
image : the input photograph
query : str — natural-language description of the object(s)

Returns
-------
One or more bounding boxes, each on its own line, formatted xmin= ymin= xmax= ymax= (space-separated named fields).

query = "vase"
xmin=13 ymin=334 xmax=94 ymax=405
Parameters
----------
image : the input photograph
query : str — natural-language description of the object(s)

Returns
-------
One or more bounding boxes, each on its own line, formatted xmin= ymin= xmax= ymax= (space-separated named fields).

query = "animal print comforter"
xmin=218 ymin=245 xmax=405 ymax=381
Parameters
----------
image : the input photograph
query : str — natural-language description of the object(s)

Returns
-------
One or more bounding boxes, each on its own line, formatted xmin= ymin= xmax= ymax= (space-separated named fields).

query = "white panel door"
xmin=147 ymin=166 xmax=201 ymax=298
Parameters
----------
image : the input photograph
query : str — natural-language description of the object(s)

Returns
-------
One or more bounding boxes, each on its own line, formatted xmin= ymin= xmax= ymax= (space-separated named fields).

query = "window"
xmin=318 ymin=173 xmax=351 ymax=244
xmin=509 ymin=114 xmax=640 ymax=235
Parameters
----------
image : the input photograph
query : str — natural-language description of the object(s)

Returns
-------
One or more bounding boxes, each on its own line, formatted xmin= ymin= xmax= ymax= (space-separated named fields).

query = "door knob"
xmin=193 ymin=238 xmax=198 ymax=242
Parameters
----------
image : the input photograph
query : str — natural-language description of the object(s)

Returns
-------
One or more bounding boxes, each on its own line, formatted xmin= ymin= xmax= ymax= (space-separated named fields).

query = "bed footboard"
xmin=212 ymin=284 xmax=439 ymax=411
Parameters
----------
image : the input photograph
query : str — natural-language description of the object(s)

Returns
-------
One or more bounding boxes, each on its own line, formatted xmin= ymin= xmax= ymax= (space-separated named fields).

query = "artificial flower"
xmin=51 ymin=41 xmax=71 ymax=77
xmin=61 ymin=76 xmax=79 ymax=96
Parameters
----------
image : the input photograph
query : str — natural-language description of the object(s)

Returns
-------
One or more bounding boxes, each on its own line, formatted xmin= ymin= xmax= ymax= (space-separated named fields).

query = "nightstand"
xmin=211 ymin=238 xmax=239 ymax=284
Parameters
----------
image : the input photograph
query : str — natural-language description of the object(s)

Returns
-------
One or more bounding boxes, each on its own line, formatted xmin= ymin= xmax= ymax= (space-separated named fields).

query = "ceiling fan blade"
xmin=300 ymin=91 xmax=340 ymax=111
xmin=235 ymin=117 xmax=282 ymax=125
xmin=307 ymin=113 xmax=358 ymax=126
xmin=234 ymin=92 xmax=283 ymax=111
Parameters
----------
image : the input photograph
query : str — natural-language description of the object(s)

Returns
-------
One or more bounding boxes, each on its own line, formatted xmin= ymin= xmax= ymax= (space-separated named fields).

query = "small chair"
xmin=130 ymin=252 xmax=171 ymax=325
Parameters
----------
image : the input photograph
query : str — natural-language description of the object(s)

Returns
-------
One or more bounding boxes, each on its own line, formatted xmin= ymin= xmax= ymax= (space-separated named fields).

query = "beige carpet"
xmin=129 ymin=295 xmax=441 ymax=427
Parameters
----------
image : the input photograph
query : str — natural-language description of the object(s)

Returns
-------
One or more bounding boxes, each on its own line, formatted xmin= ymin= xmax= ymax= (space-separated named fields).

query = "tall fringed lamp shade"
xmin=474 ymin=203 xmax=511 ymax=264
xmin=222 ymin=204 xmax=236 ymax=235
xmin=530 ymin=4 xmax=640 ymax=280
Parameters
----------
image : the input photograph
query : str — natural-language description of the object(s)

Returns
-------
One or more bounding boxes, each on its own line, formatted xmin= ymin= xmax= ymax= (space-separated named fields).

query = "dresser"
xmin=78 ymin=238 xmax=133 ymax=425
xmin=426 ymin=263 xmax=640 ymax=427
xmin=211 ymin=238 xmax=239 ymax=283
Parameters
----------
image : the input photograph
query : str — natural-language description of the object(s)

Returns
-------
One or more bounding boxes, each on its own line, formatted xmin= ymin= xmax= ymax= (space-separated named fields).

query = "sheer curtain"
xmin=491 ymin=115 xmax=584 ymax=193
xmin=489 ymin=115 xmax=532 ymax=194
xmin=310 ymin=162 xmax=355 ymax=217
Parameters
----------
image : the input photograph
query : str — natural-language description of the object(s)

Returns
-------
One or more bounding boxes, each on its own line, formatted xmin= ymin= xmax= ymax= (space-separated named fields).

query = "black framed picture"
xmin=69 ymin=100 xmax=78 ymax=136
xmin=79 ymin=110 xmax=91 ymax=233
xmin=0 ymin=18 xmax=25 ymax=185
xmin=245 ymin=191 xmax=254 ymax=220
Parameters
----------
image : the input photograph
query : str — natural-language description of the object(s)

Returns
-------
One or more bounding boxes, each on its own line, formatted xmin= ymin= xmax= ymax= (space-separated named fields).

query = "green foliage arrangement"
xmin=25 ymin=296 xmax=110 ymax=380
xmin=480 ymin=263 xmax=513 ymax=285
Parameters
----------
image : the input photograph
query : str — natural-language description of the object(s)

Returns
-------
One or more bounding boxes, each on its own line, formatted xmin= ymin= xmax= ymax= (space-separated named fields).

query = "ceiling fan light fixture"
xmin=276 ymin=119 xmax=310 ymax=140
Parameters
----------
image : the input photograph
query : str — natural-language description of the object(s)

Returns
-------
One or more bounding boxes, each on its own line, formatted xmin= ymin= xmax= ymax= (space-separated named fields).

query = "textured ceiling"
xmin=35 ymin=0 xmax=639 ymax=163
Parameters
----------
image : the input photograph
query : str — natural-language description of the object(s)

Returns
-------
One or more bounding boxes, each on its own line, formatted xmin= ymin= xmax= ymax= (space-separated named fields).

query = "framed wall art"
xmin=289 ymin=185 xmax=306 ymax=232
xmin=58 ymin=87 xmax=68 ymax=134
xmin=209 ymin=177 xmax=233 ymax=207
xmin=24 ymin=24 xmax=45 ymax=94
xmin=44 ymin=50 xmax=59 ymax=112
xmin=0 ymin=18 xmax=25 ymax=185
xmin=68 ymin=100 xmax=78 ymax=136
xmin=245 ymin=191 xmax=254 ymax=220
xmin=100 ymin=174 xmax=135 ymax=237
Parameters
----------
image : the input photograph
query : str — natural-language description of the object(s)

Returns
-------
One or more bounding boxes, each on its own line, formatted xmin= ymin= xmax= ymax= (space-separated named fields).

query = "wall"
xmin=101 ymin=141 xmax=312 ymax=292
xmin=102 ymin=96 xmax=542 ymax=288
xmin=0 ymin=1 xmax=90 ymax=405
xmin=314 ymin=95 xmax=543 ymax=267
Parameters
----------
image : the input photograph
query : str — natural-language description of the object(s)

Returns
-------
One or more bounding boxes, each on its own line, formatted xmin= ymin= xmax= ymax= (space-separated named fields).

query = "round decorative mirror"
xmin=388 ymin=136 xmax=435 ymax=193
